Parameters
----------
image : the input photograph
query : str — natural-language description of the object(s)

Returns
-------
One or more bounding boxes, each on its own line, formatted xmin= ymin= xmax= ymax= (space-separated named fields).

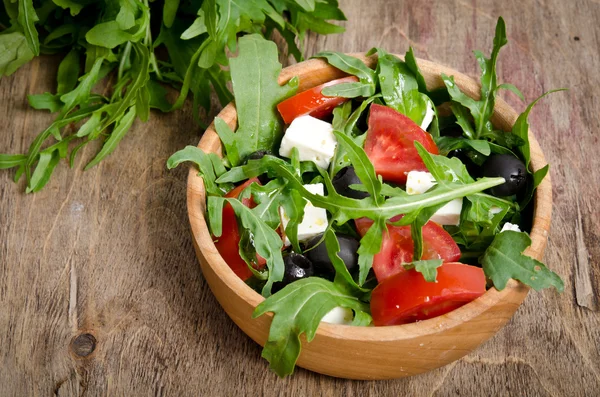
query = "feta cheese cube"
xmin=279 ymin=115 xmax=337 ymax=169
xmin=405 ymin=170 xmax=463 ymax=226
xmin=280 ymin=183 xmax=328 ymax=245
xmin=420 ymin=101 xmax=435 ymax=131
xmin=321 ymin=306 xmax=354 ymax=325
xmin=501 ymin=222 xmax=521 ymax=233
xmin=406 ymin=171 xmax=436 ymax=195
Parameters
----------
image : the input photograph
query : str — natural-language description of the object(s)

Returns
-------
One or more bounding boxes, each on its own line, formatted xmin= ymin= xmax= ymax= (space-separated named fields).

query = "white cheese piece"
xmin=420 ymin=101 xmax=435 ymax=131
xmin=501 ymin=222 xmax=521 ymax=233
xmin=321 ymin=306 xmax=354 ymax=325
xmin=280 ymin=183 xmax=328 ymax=245
xmin=405 ymin=171 xmax=436 ymax=195
xmin=279 ymin=115 xmax=337 ymax=169
xmin=405 ymin=170 xmax=463 ymax=226
xmin=430 ymin=199 xmax=463 ymax=226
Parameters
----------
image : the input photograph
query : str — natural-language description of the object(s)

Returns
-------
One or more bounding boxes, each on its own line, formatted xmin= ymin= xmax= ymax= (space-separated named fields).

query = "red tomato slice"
xmin=277 ymin=76 xmax=359 ymax=124
xmin=370 ymin=262 xmax=486 ymax=326
xmin=364 ymin=104 xmax=439 ymax=184
xmin=355 ymin=216 xmax=460 ymax=282
xmin=214 ymin=178 xmax=266 ymax=281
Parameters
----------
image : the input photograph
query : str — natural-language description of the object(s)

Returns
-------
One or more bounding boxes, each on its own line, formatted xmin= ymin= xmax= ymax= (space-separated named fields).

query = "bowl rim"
xmin=186 ymin=54 xmax=552 ymax=342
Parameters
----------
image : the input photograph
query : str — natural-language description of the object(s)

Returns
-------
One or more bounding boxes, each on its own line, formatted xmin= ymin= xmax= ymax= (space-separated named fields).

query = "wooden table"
xmin=1 ymin=0 xmax=599 ymax=395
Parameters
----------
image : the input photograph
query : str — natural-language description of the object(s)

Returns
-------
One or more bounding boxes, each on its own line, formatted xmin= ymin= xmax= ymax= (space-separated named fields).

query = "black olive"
xmin=482 ymin=154 xmax=528 ymax=196
xmin=272 ymin=253 xmax=314 ymax=292
xmin=332 ymin=166 xmax=369 ymax=199
xmin=304 ymin=233 xmax=359 ymax=280
xmin=244 ymin=150 xmax=272 ymax=185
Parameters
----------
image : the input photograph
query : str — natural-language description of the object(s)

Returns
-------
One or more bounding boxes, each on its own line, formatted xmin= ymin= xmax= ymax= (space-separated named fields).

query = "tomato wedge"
xmin=370 ymin=262 xmax=486 ymax=326
xmin=355 ymin=216 xmax=460 ymax=282
xmin=277 ymin=76 xmax=359 ymax=124
xmin=214 ymin=178 xmax=265 ymax=281
xmin=365 ymin=104 xmax=439 ymax=184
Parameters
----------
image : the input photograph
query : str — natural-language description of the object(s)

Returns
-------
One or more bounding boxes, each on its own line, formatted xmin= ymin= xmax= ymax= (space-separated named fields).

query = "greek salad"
xmin=168 ymin=17 xmax=564 ymax=377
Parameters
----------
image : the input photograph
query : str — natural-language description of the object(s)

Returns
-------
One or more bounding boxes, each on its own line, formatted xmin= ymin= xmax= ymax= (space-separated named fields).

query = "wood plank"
xmin=1 ymin=0 xmax=599 ymax=394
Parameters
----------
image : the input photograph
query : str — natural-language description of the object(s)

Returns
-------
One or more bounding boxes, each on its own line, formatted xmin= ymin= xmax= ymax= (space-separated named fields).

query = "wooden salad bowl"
xmin=186 ymin=55 xmax=552 ymax=380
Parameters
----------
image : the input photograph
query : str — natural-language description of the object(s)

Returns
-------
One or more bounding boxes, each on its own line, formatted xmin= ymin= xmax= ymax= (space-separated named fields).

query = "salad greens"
xmin=169 ymin=17 xmax=564 ymax=377
xmin=0 ymin=0 xmax=346 ymax=192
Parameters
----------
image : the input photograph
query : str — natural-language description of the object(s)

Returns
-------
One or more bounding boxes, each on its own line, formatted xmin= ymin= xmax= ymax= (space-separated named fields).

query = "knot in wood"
xmin=71 ymin=333 xmax=96 ymax=357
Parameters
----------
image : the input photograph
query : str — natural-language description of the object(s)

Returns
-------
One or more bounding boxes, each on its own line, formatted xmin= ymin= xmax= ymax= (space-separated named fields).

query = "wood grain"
xmin=1 ymin=0 xmax=599 ymax=394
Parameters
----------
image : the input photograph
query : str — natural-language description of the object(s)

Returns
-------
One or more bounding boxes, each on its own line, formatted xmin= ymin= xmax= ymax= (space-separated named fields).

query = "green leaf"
xmin=497 ymin=83 xmax=524 ymax=100
xmin=0 ymin=31 xmax=35 ymax=77
xmin=481 ymin=231 xmax=564 ymax=291
xmin=334 ymin=131 xmax=382 ymax=202
xmin=512 ymin=89 xmax=566 ymax=170
xmin=59 ymin=57 xmax=104 ymax=113
xmin=163 ymin=0 xmax=180 ymax=28
xmin=75 ymin=109 xmax=103 ymax=138
xmin=166 ymin=145 xmax=225 ymax=196
xmin=26 ymin=150 xmax=61 ymax=193
xmin=223 ymin=197 xmax=285 ymax=297
xmin=314 ymin=51 xmax=376 ymax=96
xmin=226 ymin=34 xmax=298 ymax=164
xmin=17 ymin=0 xmax=39 ymax=56
xmin=520 ymin=164 xmax=549 ymax=209
xmin=441 ymin=17 xmax=508 ymax=140
xmin=56 ymin=49 xmax=80 ymax=94
xmin=324 ymin=228 xmax=367 ymax=292
xmin=147 ymin=80 xmax=171 ymax=112
xmin=27 ymin=93 xmax=63 ymax=112
xmin=253 ymin=277 xmax=370 ymax=377
xmin=51 ymin=0 xmax=85 ymax=16
xmin=85 ymin=21 xmax=135 ymax=49
xmin=375 ymin=48 xmax=428 ymax=125
xmin=85 ymin=105 xmax=137 ymax=170
xmin=0 ymin=154 xmax=27 ymax=169
xmin=116 ymin=0 xmax=137 ymax=30
xmin=356 ymin=217 xmax=385 ymax=285
xmin=135 ymin=85 xmax=150 ymax=122
xmin=403 ymin=259 xmax=443 ymax=282
xmin=181 ymin=12 xmax=207 ymax=40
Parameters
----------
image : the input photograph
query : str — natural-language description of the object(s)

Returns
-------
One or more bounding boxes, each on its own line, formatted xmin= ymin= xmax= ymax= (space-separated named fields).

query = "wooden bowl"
xmin=186 ymin=55 xmax=552 ymax=380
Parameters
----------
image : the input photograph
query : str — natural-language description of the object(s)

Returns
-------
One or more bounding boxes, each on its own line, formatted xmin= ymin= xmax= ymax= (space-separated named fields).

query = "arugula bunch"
xmin=0 ymin=0 xmax=346 ymax=192
xmin=170 ymin=18 xmax=564 ymax=377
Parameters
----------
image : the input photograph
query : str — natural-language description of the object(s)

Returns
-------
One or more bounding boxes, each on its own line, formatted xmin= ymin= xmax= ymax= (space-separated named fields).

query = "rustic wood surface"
xmin=1 ymin=0 xmax=598 ymax=395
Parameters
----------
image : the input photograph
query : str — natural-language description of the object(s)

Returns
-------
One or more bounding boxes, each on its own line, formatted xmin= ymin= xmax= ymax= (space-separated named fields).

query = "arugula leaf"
xmin=85 ymin=105 xmax=137 ymax=170
xmin=1 ymin=0 xmax=346 ymax=192
xmin=210 ymin=196 xmax=285 ymax=297
xmin=404 ymin=46 xmax=449 ymax=105
xmin=17 ymin=0 xmax=39 ymax=56
xmin=323 ymin=228 xmax=368 ymax=292
xmin=441 ymin=17 xmax=507 ymax=140
xmin=216 ymin=34 xmax=298 ymax=165
xmin=315 ymin=51 xmax=376 ymax=98
xmin=0 ymin=30 xmax=35 ymax=77
xmin=27 ymin=93 xmax=63 ymax=113
xmin=334 ymin=131 xmax=382 ymax=203
xmin=481 ymin=231 xmax=564 ymax=291
xmin=374 ymin=48 xmax=429 ymax=125
xmin=512 ymin=89 xmax=566 ymax=170
xmin=167 ymin=145 xmax=229 ymax=196
xmin=356 ymin=217 xmax=385 ymax=285
xmin=0 ymin=154 xmax=27 ymax=169
xmin=253 ymin=277 xmax=370 ymax=377
xmin=403 ymin=259 xmax=443 ymax=282
xmin=329 ymin=97 xmax=377 ymax=177
xmin=56 ymin=49 xmax=80 ymax=95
